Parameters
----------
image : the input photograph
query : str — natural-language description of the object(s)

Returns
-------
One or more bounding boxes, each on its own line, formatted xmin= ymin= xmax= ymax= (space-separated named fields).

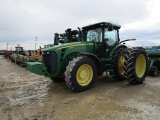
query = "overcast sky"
xmin=0 ymin=0 xmax=160 ymax=50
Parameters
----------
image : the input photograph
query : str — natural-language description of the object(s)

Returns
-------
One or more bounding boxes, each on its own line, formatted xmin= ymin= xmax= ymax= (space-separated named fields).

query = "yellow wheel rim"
xmin=76 ymin=64 xmax=93 ymax=86
xmin=118 ymin=54 xmax=126 ymax=75
xmin=136 ymin=54 xmax=146 ymax=77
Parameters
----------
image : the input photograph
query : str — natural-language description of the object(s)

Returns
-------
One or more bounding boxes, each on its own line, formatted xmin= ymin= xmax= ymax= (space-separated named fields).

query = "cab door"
xmin=104 ymin=29 xmax=119 ymax=49
xmin=86 ymin=28 xmax=103 ymax=57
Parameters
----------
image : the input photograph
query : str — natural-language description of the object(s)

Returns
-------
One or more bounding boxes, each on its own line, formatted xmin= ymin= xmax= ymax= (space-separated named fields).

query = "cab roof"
xmin=82 ymin=22 xmax=121 ymax=30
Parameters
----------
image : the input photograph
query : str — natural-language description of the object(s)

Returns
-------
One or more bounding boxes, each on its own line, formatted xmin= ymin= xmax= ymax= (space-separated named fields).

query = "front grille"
xmin=42 ymin=51 xmax=57 ymax=73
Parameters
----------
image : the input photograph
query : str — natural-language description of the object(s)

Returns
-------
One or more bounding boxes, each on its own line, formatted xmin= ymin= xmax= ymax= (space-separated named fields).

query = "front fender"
xmin=78 ymin=52 xmax=103 ymax=75
xmin=61 ymin=52 xmax=103 ymax=75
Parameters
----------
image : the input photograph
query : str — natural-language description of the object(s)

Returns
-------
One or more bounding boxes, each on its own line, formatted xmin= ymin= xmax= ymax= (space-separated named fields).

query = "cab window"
xmin=104 ymin=29 xmax=118 ymax=46
xmin=87 ymin=28 xmax=102 ymax=42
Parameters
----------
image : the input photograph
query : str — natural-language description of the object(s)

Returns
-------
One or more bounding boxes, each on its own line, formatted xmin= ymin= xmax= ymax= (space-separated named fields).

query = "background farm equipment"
xmin=28 ymin=47 xmax=42 ymax=62
xmin=10 ymin=46 xmax=43 ymax=66
xmin=148 ymin=50 xmax=160 ymax=76
xmin=27 ymin=22 xmax=149 ymax=92
xmin=10 ymin=53 xmax=29 ymax=66
xmin=3 ymin=46 xmax=26 ymax=58
xmin=0 ymin=50 xmax=6 ymax=55
xmin=9 ymin=47 xmax=28 ymax=66
xmin=53 ymin=28 xmax=79 ymax=45
xmin=9 ymin=42 xmax=56 ymax=66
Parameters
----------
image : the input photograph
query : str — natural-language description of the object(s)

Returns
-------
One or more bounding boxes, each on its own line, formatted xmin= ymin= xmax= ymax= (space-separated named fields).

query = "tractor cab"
xmin=15 ymin=47 xmax=23 ymax=52
xmin=15 ymin=47 xmax=26 ymax=55
xmin=81 ymin=22 xmax=121 ymax=56
xmin=82 ymin=22 xmax=120 ymax=43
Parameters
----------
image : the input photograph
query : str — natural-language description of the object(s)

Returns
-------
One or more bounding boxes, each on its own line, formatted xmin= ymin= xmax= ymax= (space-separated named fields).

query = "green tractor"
xmin=27 ymin=22 xmax=148 ymax=92
xmin=10 ymin=47 xmax=29 ymax=66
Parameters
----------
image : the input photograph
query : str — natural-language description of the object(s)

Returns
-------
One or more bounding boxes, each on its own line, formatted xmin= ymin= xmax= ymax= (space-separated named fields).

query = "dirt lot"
xmin=0 ymin=55 xmax=160 ymax=120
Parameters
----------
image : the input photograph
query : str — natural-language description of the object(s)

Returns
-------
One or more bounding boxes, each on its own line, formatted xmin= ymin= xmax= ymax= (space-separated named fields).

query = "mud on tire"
xmin=124 ymin=47 xmax=148 ymax=84
xmin=64 ymin=56 xmax=97 ymax=92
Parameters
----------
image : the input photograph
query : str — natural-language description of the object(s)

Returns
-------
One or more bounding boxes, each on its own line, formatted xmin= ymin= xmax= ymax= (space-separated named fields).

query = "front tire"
xmin=65 ymin=56 xmax=97 ymax=92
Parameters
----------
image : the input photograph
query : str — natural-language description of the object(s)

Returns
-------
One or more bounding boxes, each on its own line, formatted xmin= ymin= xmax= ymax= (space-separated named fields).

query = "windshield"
xmin=86 ymin=28 xmax=102 ymax=42
xmin=16 ymin=47 xmax=23 ymax=51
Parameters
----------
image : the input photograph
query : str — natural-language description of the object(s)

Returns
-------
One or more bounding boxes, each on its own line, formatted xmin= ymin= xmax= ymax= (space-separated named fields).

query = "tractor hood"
xmin=42 ymin=41 xmax=94 ymax=52
xmin=39 ymin=41 xmax=95 ymax=77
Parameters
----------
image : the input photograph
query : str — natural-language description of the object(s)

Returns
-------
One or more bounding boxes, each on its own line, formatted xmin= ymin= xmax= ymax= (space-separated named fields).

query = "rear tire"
xmin=65 ymin=56 xmax=97 ymax=92
xmin=124 ymin=47 xmax=148 ymax=84
xmin=149 ymin=66 xmax=158 ymax=77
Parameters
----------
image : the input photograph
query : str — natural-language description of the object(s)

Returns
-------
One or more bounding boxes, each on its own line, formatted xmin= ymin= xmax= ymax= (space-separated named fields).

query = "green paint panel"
xmin=41 ymin=41 xmax=94 ymax=77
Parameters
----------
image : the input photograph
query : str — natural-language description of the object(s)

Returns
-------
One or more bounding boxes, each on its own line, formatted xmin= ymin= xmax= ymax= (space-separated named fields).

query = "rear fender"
xmin=108 ymin=44 xmax=127 ymax=58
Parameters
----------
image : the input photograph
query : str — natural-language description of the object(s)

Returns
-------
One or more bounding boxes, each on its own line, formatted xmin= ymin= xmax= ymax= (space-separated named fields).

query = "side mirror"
xmin=108 ymin=23 xmax=113 ymax=31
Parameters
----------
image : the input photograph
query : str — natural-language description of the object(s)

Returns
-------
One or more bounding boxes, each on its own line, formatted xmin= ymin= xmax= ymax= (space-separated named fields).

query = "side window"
xmin=87 ymin=31 xmax=98 ymax=41
xmin=87 ymin=28 xmax=102 ymax=42
xmin=104 ymin=30 xmax=118 ymax=46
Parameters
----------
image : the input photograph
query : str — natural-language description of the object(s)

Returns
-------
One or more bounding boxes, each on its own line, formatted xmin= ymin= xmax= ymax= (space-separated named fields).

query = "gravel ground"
xmin=0 ymin=55 xmax=160 ymax=120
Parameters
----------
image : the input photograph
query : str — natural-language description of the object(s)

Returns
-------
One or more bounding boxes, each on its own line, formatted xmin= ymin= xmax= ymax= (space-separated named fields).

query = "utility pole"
xmin=6 ymin=43 xmax=9 ymax=50
xmin=35 ymin=36 xmax=37 ymax=50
